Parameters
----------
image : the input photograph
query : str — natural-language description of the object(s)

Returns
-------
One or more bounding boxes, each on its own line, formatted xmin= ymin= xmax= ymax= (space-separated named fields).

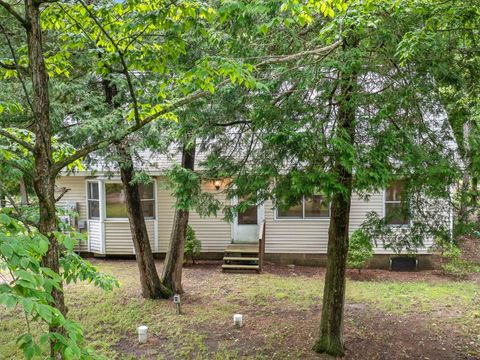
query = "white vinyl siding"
xmin=265 ymin=193 xmax=384 ymax=254
xmin=104 ymin=221 xmax=155 ymax=255
xmin=88 ymin=220 xmax=102 ymax=253
xmin=56 ymin=177 xmax=87 ymax=219
xmin=57 ymin=175 xmax=442 ymax=256
xmin=157 ymin=181 xmax=231 ymax=253
xmin=55 ymin=176 xmax=89 ymax=252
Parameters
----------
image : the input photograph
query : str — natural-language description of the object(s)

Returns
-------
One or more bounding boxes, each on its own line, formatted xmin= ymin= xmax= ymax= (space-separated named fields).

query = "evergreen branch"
xmin=52 ymin=40 xmax=341 ymax=174
xmin=0 ymin=157 xmax=31 ymax=176
xmin=51 ymin=81 xmax=228 ymax=174
xmin=76 ymin=0 xmax=141 ymax=125
xmin=0 ymin=23 xmax=37 ymax=142
xmin=0 ymin=0 xmax=27 ymax=28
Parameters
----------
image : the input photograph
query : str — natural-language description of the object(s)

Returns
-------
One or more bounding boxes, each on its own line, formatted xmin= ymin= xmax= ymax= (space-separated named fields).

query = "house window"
xmin=304 ymin=195 xmax=330 ymax=218
xmin=238 ymin=203 xmax=258 ymax=225
xmin=277 ymin=195 xmax=329 ymax=219
xmin=87 ymin=181 xmax=100 ymax=219
xmin=105 ymin=182 xmax=155 ymax=219
xmin=385 ymin=180 xmax=409 ymax=226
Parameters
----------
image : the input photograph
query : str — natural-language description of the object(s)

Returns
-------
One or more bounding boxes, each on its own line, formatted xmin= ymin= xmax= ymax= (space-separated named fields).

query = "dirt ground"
xmin=2 ymin=259 xmax=478 ymax=359
xmin=101 ymin=260 xmax=479 ymax=360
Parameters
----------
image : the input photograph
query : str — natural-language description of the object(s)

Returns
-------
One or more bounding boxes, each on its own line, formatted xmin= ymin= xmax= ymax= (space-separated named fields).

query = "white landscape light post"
xmin=173 ymin=294 xmax=181 ymax=314
xmin=233 ymin=314 xmax=243 ymax=328
xmin=138 ymin=325 xmax=148 ymax=343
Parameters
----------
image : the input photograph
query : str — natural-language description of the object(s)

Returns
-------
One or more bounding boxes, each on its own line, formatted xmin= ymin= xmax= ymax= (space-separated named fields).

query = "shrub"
xmin=440 ymin=243 xmax=480 ymax=278
xmin=347 ymin=229 xmax=374 ymax=273
xmin=184 ymin=225 xmax=201 ymax=264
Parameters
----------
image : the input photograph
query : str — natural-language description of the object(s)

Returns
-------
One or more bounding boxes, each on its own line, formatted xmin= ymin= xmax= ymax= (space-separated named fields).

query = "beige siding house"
xmin=55 ymin=171 xmax=445 ymax=268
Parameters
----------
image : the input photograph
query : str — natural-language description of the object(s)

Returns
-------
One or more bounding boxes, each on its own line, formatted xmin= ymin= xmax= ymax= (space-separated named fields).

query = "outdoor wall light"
xmin=214 ymin=180 xmax=221 ymax=190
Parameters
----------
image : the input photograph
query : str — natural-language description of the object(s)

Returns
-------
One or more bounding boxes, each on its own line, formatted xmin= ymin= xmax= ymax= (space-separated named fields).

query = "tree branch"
xmin=51 ymin=81 xmax=229 ymax=174
xmin=213 ymin=120 xmax=251 ymax=127
xmin=55 ymin=187 xmax=70 ymax=202
xmin=0 ymin=60 xmax=15 ymax=69
xmin=0 ymin=60 xmax=29 ymax=75
xmin=254 ymin=40 xmax=342 ymax=67
xmin=0 ymin=23 xmax=37 ymax=133
xmin=77 ymin=0 xmax=141 ymax=125
xmin=52 ymin=40 xmax=341 ymax=174
xmin=0 ymin=0 xmax=27 ymax=28
xmin=0 ymin=129 xmax=35 ymax=153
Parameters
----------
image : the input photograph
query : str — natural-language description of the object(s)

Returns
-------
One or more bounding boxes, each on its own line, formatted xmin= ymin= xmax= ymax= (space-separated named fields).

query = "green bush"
xmin=441 ymin=243 xmax=480 ymax=277
xmin=347 ymin=229 xmax=374 ymax=273
xmin=184 ymin=225 xmax=201 ymax=264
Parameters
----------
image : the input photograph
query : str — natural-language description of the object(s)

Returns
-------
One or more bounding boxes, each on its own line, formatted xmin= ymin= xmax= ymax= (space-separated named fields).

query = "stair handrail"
xmin=258 ymin=220 xmax=266 ymax=272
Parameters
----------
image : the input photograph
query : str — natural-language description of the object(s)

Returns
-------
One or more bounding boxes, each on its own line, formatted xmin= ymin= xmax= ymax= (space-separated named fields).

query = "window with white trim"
xmin=87 ymin=181 xmax=100 ymax=219
xmin=105 ymin=182 xmax=155 ymax=219
xmin=277 ymin=195 xmax=329 ymax=219
xmin=385 ymin=180 xmax=409 ymax=226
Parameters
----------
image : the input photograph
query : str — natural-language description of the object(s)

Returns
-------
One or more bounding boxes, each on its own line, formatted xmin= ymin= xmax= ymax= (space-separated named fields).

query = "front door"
xmin=232 ymin=198 xmax=263 ymax=243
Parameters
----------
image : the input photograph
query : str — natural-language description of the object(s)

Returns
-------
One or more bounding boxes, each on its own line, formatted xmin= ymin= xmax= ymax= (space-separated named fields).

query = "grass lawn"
xmin=1 ymin=260 xmax=479 ymax=359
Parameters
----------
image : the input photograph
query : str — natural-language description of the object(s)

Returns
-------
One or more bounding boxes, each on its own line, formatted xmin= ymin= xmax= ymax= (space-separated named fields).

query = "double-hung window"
xmin=87 ymin=181 xmax=100 ymax=219
xmin=385 ymin=180 xmax=410 ymax=226
xmin=277 ymin=195 xmax=329 ymax=219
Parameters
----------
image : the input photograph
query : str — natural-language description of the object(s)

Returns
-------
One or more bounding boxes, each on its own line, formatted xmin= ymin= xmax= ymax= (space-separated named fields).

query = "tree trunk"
xmin=314 ymin=37 xmax=357 ymax=357
xmin=20 ymin=176 xmax=29 ymax=205
xmin=25 ymin=0 xmax=66 ymax=356
xmin=458 ymin=120 xmax=472 ymax=224
xmin=117 ymin=142 xmax=172 ymax=299
xmin=101 ymin=76 xmax=171 ymax=299
xmin=473 ymin=176 xmax=479 ymax=222
xmin=161 ymin=142 xmax=195 ymax=294
xmin=0 ymin=179 xmax=7 ymax=208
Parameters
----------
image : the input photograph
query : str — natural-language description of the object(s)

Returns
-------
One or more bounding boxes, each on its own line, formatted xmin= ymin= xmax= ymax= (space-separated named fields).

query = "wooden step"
xmin=224 ymin=245 xmax=259 ymax=254
xmin=222 ymin=264 xmax=259 ymax=270
xmin=223 ymin=257 xmax=259 ymax=262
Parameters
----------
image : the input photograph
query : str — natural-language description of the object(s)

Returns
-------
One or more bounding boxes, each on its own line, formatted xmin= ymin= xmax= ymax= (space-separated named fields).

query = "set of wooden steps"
xmin=222 ymin=244 xmax=260 ymax=273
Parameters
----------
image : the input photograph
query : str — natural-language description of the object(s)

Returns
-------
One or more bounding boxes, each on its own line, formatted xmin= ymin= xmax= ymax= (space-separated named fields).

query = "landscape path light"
xmin=233 ymin=314 xmax=243 ymax=328
xmin=138 ymin=325 xmax=148 ymax=343
xmin=173 ymin=294 xmax=181 ymax=314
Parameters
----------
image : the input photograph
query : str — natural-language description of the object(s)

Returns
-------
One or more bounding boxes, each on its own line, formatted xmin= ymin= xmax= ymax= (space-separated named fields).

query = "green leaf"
xmin=21 ymin=298 xmax=34 ymax=314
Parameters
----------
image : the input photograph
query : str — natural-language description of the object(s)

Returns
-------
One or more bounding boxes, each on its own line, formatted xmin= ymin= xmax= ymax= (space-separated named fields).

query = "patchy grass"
xmin=1 ymin=260 xmax=479 ymax=359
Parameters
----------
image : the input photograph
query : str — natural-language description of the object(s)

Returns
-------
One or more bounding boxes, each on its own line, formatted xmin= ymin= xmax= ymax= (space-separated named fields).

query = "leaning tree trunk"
xmin=161 ymin=142 xmax=195 ymax=294
xmin=313 ymin=37 xmax=357 ymax=357
xmin=117 ymin=143 xmax=172 ymax=299
xmin=101 ymin=75 xmax=171 ymax=299
xmin=26 ymin=0 xmax=66 ymax=356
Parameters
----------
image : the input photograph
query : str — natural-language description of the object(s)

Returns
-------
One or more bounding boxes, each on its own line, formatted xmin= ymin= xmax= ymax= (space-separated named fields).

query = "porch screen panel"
xmin=105 ymin=182 xmax=155 ymax=219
